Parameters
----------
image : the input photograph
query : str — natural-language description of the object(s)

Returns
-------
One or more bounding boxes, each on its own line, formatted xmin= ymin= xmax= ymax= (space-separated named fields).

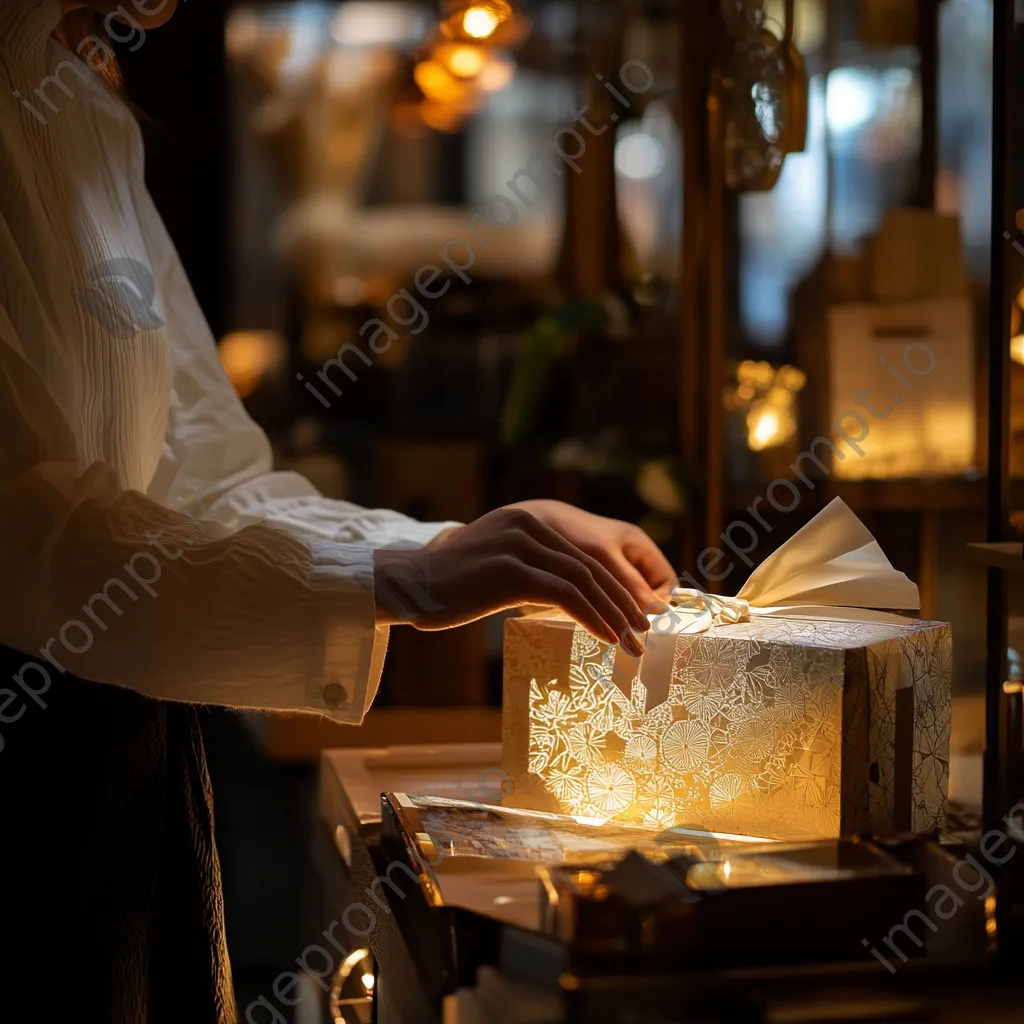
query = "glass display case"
xmin=675 ymin=0 xmax=1011 ymax=768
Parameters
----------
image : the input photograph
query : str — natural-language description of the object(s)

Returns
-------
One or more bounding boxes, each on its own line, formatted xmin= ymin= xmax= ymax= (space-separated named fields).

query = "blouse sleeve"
xmin=0 ymin=311 xmax=389 ymax=721
xmin=131 ymin=183 xmax=462 ymax=718
xmin=141 ymin=181 xmax=459 ymax=553
xmin=0 ymin=171 xmax=455 ymax=724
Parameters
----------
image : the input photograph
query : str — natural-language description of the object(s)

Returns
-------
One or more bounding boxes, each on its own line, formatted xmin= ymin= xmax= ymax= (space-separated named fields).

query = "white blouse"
xmin=0 ymin=2 xmax=456 ymax=722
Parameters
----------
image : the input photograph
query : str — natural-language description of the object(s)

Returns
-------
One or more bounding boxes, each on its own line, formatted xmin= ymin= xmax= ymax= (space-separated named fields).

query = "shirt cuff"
xmin=306 ymin=541 xmax=386 ymax=724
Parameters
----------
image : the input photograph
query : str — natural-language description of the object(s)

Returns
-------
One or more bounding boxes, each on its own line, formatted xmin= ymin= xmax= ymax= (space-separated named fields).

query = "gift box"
xmin=827 ymin=298 xmax=975 ymax=480
xmin=502 ymin=499 xmax=952 ymax=842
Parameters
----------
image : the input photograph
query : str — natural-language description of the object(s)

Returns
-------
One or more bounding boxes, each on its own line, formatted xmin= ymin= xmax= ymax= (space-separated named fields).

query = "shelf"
xmin=724 ymin=477 xmax=1024 ymax=515
xmin=966 ymin=542 xmax=1024 ymax=573
xmin=831 ymin=478 xmax=991 ymax=512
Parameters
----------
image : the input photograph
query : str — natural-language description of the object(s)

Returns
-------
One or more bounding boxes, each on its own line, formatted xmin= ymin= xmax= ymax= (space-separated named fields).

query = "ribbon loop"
xmin=654 ymin=498 xmax=919 ymax=636
xmin=670 ymin=589 xmax=750 ymax=627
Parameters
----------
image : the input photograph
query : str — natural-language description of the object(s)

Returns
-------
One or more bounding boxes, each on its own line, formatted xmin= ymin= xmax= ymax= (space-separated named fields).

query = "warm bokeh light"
xmin=419 ymin=99 xmax=464 ymax=132
xmin=444 ymin=43 xmax=486 ymax=78
xmin=218 ymin=330 xmax=285 ymax=398
xmin=737 ymin=359 xmax=777 ymax=388
xmin=463 ymin=4 xmax=501 ymax=39
xmin=432 ymin=41 xmax=514 ymax=88
xmin=441 ymin=0 xmax=527 ymax=48
xmin=636 ymin=459 xmax=685 ymax=515
xmin=1011 ymin=334 xmax=1024 ymax=366
xmin=776 ymin=364 xmax=808 ymax=391
xmin=412 ymin=39 xmax=517 ymax=131
xmin=478 ymin=54 xmax=515 ymax=92
xmin=724 ymin=362 xmax=804 ymax=452
xmin=410 ymin=40 xmax=514 ymax=131
xmin=413 ymin=60 xmax=466 ymax=104
xmin=224 ymin=10 xmax=261 ymax=60
xmin=332 ymin=275 xmax=366 ymax=306
xmin=748 ymin=407 xmax=782 ymax=451
xmin=361 ymin=972 xmax=375 ymax=992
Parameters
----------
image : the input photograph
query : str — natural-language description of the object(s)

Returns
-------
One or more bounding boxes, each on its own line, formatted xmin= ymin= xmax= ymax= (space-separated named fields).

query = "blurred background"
xmin=121 ymin=0 xmax=1023 ymax=1017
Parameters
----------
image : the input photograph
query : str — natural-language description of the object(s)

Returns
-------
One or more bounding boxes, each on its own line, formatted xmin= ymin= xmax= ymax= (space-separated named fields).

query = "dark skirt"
xmin=0 ymin=646 xmax=236 ymax=1023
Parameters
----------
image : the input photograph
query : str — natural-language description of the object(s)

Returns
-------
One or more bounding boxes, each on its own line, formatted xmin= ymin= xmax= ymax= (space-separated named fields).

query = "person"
xmin=0 ymin=2 xmax=676 ymax=1021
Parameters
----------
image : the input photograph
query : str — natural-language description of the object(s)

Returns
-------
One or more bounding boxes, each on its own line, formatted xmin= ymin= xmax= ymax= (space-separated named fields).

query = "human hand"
xmin=505 ymin=499 xmax=676 ymax=612
xmin=373 ymin=507 xmax=653 ymax=653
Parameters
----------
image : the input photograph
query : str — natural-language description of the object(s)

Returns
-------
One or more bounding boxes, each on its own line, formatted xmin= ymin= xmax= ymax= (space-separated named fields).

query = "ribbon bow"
xmin=657 ymin=498 xmax=919 ymax=635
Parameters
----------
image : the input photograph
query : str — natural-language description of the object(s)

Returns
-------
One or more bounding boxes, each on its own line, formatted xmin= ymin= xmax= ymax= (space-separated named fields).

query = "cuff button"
xmin=323 ymin=679 xmax=348 ymax=709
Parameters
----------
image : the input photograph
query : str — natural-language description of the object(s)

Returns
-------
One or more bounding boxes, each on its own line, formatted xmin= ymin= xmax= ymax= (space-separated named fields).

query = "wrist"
xmin=373 ymin=546 xmax=441 ymax=627
xmin=426 ymin=525 xmax=462 ymax=550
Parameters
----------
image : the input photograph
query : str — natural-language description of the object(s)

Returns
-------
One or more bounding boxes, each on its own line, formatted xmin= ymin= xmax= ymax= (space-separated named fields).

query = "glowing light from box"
xmin=587 ymin=763 xmax=636 ymax=816
xmin=361 ymin=973 xmax=375 ymax=992
xmin=922 ymin=402 xmax=975 ymax=471
xmin=517 ymin=613 xmax=951 ymax=839
xmin=835 ymin=399 xmax=975 ymax=480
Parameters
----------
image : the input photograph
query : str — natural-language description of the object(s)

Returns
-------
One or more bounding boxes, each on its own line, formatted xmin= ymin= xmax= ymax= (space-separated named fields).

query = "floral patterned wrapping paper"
xmin=502 ymin=614 xmax=952 ymax=842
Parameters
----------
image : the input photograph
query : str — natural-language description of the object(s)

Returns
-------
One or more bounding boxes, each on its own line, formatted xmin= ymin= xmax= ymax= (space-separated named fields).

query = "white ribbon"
xmin=656 ymin=497 xmax=919 ymax=635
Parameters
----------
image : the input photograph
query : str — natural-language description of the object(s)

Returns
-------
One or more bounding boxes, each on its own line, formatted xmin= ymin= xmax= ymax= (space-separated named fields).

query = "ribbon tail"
xmin=737 ymin=498 xmax=919 ymax=611
xmin=749 ymin=605 xmax=913 ymax=626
